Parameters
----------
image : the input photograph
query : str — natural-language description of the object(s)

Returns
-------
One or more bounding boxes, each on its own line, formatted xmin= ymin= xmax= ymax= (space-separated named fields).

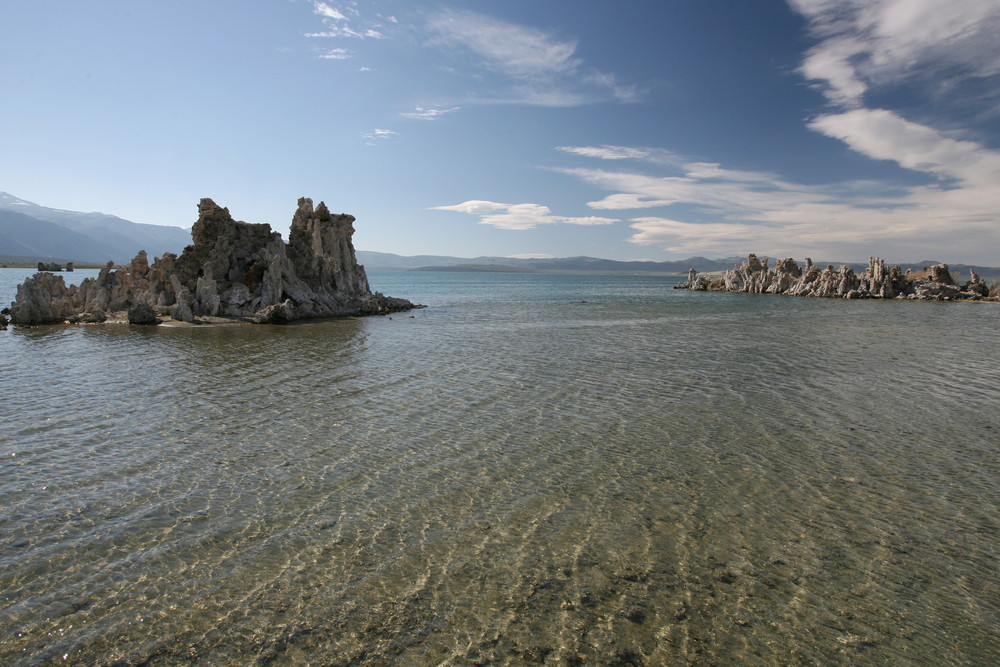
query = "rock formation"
xmin=676 ymin=254 xmax=999 ymax=301
xmin=8 ymin=198 xmax=422 ymax=325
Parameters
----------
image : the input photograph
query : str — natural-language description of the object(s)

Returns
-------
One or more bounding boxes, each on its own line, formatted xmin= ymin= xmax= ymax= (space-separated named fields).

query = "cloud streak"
xmin=318 ymin=48 xmax=351 ymax=60
xmin=557 ymin=145 xmax=652 ymax=161
xmin=362 ymin=128 xmax=398 ymax=143
xmin=307 ymin=1 xmax=386 ymax=41
xmin=427 ymin=9 xmax=579 ymax=79
xmin=553 ymin=142 xmax=1000 ymax=262
xmin=401 ymin=106 xmax=461 ymax=121
xmin=808 ymin=108 xmax=1000 ymax=186
xmin=791 ymin=0 xmax=1000 ymax=108
xmin=431 ymin=200 xmax=619 ymax=230
xmin=426 ymin=9 xmax=637 ymax=107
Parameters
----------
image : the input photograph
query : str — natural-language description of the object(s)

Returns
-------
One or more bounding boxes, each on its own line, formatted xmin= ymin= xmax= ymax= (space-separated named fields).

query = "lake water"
xmin=2 ymin=268 xmax=998 ymax=665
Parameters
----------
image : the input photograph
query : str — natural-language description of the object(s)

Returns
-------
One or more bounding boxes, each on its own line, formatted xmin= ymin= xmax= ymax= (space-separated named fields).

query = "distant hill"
xmin=357 ymin=251 xmax=746 ymax=274
xmin=0 ymin=192 xmax=191 ymax=264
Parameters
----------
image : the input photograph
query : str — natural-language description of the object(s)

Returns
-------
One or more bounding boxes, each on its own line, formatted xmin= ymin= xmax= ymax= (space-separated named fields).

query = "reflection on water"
xmin=1 ymin=272 xmax=998 ymax=664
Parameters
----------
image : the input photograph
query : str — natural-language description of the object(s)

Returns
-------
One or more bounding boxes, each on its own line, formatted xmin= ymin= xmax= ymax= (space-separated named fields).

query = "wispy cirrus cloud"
xmin=303 ymin=5 xmax=638 ymax=110
xmin=791 ymin=0 xmax=1000 ymax=109
xmin=361 ymin=128 xmax=398 ymax=144
xmin=401 ymin=106 xmax=461 ymax=121
xmin=557 ymin=145 xmax=653 ymax=161
xmin=426 ymin=9 xmax=638 ymax=106
xmin=431 ymin=200 xmax=619 ymax=230
xmin=428 ymin=9 xmax=579 ymax=78
xmin=318 ymin=48 xmax=351 ymax=60
xmin=306 ymin=1 xmax=388 ymax=41
xmin=313 ymin=2 xmax=347 ymax=22
xmin=808 ymin=108 xmax=1000 ymax=187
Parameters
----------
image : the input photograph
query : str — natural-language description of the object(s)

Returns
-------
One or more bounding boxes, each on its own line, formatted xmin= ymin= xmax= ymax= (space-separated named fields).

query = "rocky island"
xmin=676 ymin=254 xmax=999 ymax=301
xmin=5 ymin=198 xmax=423 ymax=326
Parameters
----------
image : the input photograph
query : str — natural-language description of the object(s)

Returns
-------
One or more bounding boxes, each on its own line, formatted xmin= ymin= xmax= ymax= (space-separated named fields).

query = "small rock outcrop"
xmin=36 ymin=262 xmax=72 ymax=272
xmin=676 ymin=254 xmax=998 ymax=302
xmin=9 ymin=198 xmax=422 ymax=325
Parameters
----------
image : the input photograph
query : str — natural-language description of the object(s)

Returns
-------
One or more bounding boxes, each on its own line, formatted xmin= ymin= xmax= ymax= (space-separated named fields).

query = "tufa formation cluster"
xmin=7 ymin=198 xmax=421 ymax=326
xmin=676 ymin=254 xmax=998 ymax=301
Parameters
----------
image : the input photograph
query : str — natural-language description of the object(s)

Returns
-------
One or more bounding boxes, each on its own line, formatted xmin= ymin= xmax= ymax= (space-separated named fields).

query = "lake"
xmin=2 ymin=268 xmax=998 ymax=664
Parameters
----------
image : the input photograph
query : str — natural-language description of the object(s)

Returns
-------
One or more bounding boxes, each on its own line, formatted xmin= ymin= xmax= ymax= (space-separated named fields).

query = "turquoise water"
xmin=1 ymin=269 xmax=998 ymax=664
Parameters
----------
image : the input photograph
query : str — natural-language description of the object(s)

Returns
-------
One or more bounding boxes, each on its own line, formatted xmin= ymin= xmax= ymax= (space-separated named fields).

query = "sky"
xmin=2 ymin=0 xmax=999 ymax=264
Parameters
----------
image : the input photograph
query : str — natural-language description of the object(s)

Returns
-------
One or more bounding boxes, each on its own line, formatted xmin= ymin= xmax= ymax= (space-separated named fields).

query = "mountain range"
xmin=2 ymin=192 xmax=997 ymax=281
xmin=0 ymin=192 xmax=191 ymax=264
xmin=354 ymin=251 xmax=747 ymax=274
xmin=355 ymin=251 xmax=1000 ymax=282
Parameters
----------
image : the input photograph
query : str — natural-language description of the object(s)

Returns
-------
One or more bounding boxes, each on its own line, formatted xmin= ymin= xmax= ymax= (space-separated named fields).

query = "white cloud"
xmin=431 ymin=200 xmax=619 ymax=230
xmin=508 ymin=253 xmax=556 ymax=259
xmin=401 ymin=106 xmax=461 ymax=120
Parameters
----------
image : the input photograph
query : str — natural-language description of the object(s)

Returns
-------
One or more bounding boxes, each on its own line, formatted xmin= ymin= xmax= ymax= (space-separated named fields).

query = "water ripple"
xmin=1 ymin=275 xmax=998 ymax=664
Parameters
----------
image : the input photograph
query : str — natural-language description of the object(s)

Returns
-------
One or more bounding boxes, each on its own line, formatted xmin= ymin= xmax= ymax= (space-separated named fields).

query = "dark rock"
xmin=78 ymin=310 xmax=107 ymax=323
xmin=128 ymin=302 xmax=161 ymax=325
xmin=253 ymin=300 xmax=294 ymax=324
xmin=36 ymin=262 xmax=66 ymax=272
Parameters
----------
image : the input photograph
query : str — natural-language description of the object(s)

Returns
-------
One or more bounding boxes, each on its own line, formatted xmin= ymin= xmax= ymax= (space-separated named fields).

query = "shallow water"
xmin=1 ymin=270 xmax=998 ymax=664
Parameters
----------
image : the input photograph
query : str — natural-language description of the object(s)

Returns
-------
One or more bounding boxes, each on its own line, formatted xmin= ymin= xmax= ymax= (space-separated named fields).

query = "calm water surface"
xmin=1 ymin=269 xmax=998 ymax=665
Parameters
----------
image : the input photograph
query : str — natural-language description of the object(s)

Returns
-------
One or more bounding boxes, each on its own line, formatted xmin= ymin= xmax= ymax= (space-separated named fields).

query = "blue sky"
xmin=3 ymin=0 xmax=999 ymax=264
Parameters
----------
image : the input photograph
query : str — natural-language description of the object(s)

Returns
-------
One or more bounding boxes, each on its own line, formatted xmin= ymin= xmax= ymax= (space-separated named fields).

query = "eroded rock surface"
xmin=9 ymin=198 xmax=422 ymax=325
xmin=676 ymin=254 xmax=999 ymax=301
